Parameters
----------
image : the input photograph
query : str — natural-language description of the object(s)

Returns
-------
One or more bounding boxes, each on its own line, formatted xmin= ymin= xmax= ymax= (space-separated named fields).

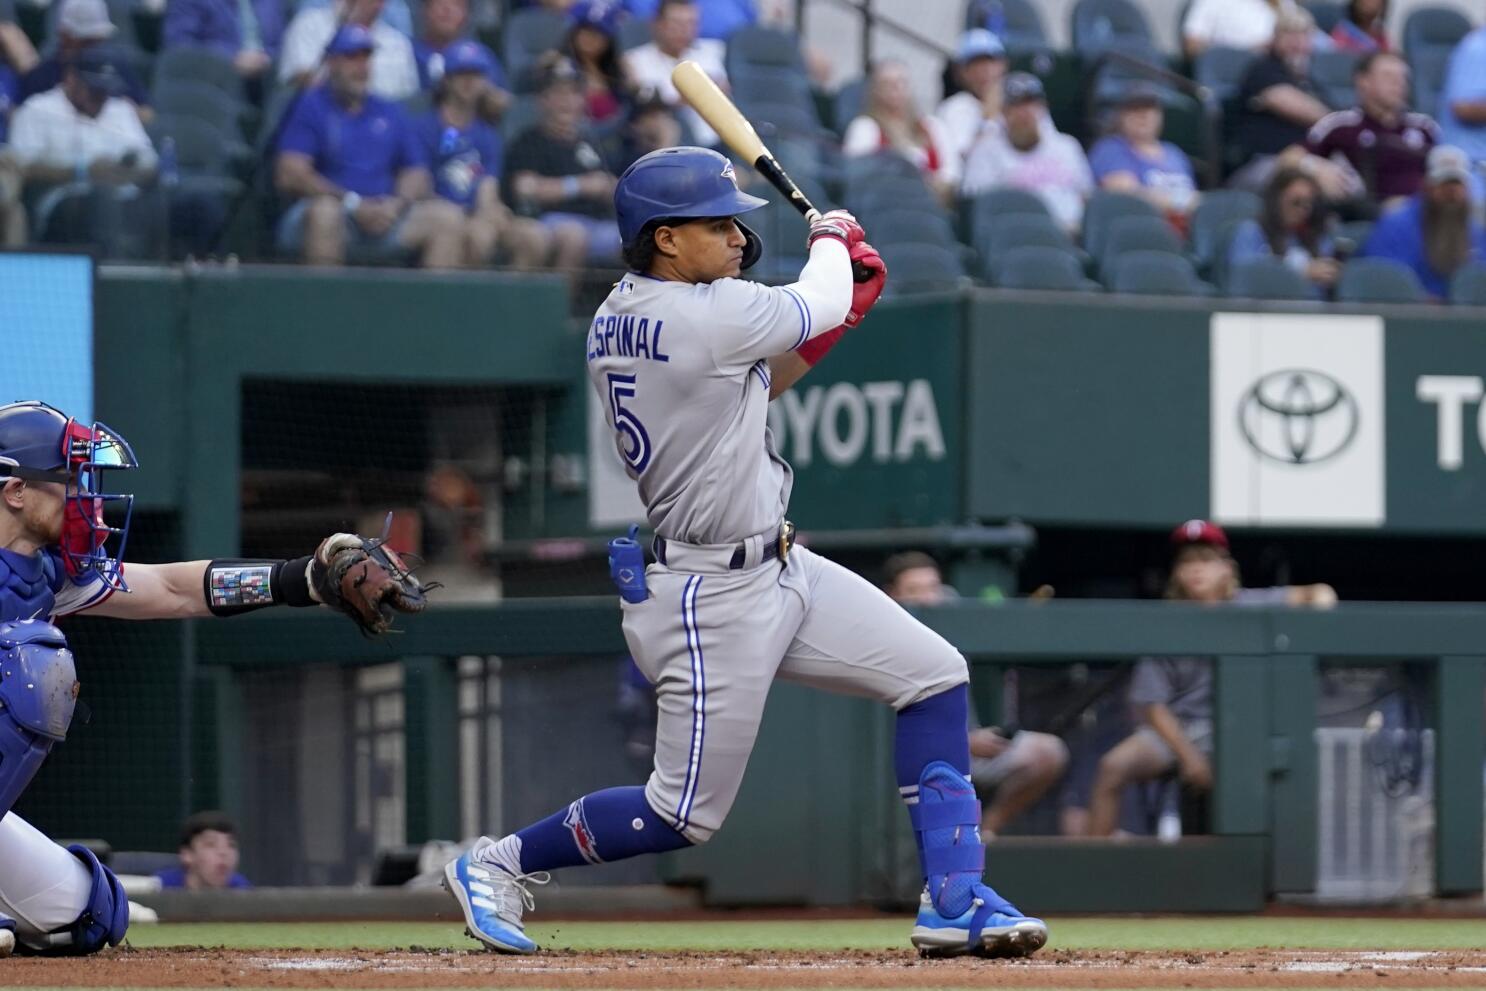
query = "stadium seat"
xmin=966 ymin=0 xmax=1053 ymax=55
xmin=1107 ymin=251 xmax=1212 ymax=296
xmin=1081 ymin=190 xmax=1160 ymax=261
xmin=976 ymin=212 xmax=1086 ymax=279
xmin=152 ymin=81 xmax=253 ymax=141
xmin=1071 ymin=0 xmax=1155 ymax=55
xmin=154 ymin=46 xmax=244 ymax=101
xmin=1225 ymin=257 xmax=1319 ymax=300
xmin=1404 ymin=7 xmax=1471 ymax=117
xmin=833 ymin=78 xmax=867 ymax=133
xmin=1336 ymin=257 xmax=1428 ymax=303
xmin=1099 ymin=214 xmax=1183 ymax=276
xmin=969 ymin=187 xmax=1053 ymax=225
xmin=991 ymin=245 xmax=1102 ymax=291
xmin=1304 ymin=0 xmax=1345 ymax=34
xmin=148 ymin=113 xmax=245 ymax=179
xmin=870 ymin=209 xmax=962 ymax=248
xmin=727 ymin=24 xmax=806 ymax=76
xmin=732 ymin=67 xmax=813 ymax=108
xmin=737 ymin=99 xmax=823 ymax=139
xmin=847 ymin=176 xmax=944 ymax=219
xmin=1189 ymin=189 xmax=1261 ymax=275
xmin=1194 ymin=46 xmax=1258 ymax=104
xmin=618 ymin=14 xmax=652 ymax=52
xmin=879 ymin=243 xmax=970 ymax=296
xmin=503 ymin=7 xmax=565 ymax=81
xmin=1333 ymin=220 xmax=1374 ymax=257
xmin=1310 ymin=49 xmax=1361 ymax=111
xmin=1448 ymin=264 xmax=1486 ymax=305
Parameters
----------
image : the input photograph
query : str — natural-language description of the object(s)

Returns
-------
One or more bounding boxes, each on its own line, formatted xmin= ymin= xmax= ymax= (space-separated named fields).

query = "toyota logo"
xmin=1238 ymin=369 xmax=1359 ymax=465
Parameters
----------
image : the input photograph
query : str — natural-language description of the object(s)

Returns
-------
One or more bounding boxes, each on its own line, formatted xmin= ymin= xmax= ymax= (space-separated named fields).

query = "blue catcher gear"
xmin=0 ymin=401 xmax=138 ymax=592
xmin=614 ymin=146 xmax=769 ymax=269
xmin=19 ymin=845 xmax=130 ymax=956
xmin=0 ymin=620 xmax=77 ymax=818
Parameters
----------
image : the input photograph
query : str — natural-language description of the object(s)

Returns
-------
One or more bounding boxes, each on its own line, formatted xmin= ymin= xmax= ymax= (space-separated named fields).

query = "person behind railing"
xmin=1085 ymin=521 xmax=1336 ymax=838
xmin=1089 ymin=84 xmax=1199 ymax=232
xmin=962 ymin=72 xmax=1092 ymax=234
xmin=154 ymin=812 xmax=251 ymax=891
xmin=1228 ymin=167 xmax=1339 ymax=296
xmin=883 ymin=552 xmax=1069 ymax=839
xmin=933 ymin=29 xmax=1007 ymax=170
xmin=1359 ymin=145 xmax=1486 ymax=301
xmin=844 ymin=58 xmax=959 ymax=205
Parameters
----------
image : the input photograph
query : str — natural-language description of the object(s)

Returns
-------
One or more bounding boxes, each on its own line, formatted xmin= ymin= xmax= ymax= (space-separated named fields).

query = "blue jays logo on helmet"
xmin=613 ymin=146 xmax=769 ymax=269
xmin=0 ymin=401 xmax=138 ymax=592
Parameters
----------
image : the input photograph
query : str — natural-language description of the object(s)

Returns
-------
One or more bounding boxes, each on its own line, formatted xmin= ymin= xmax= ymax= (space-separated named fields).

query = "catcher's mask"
xmin=0 ymin=401 xmax=138 ymax=592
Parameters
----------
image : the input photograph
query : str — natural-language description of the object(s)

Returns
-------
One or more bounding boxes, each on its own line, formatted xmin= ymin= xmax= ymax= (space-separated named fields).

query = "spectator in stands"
xmin=1306 ymin=52 xmax=1436 ymax=211
xmin=420 ymin=40 xmax=549 ymax=268
xmin=18 ymin=0 xmax=150 ymax=117
xmin=883 ymin=552 xmax=1069 ymax=838
xmin=1228 ymin=167 xmax=1338 ymax=294
xmin=1360 ymin=145 xmax=1486 ymax=299
xmin=504 ymin=55 xmax=621 ymax=267
xmin=1438 ymin=22 xmax=1486 ymax=183
xmin=1089 ymin=84 xmax=1198 ymax=224
xmin=0 ymin=0 xmax=37 ymax=81
xmin=1229 ymin=7 xmax=1354 ymax=198
xmin=563 ymin=0 xmax=632 ymax=129
xmin=623 ymin=0 xmax=727 ymax=147
xmin=963 ymin=72 xmax=1092 ymax=234
xmin=844 ymin=59 xmax=959 ymax=202
xmin=9 ymin=46 xmax=155 ymax=190
xmin=613 ymin=91 xmax=682 ymax=171
xmin=156 ymin=811 xmax=251 ymax=890
xmin=279 ymin=0 xmax=418 ymax=100
xmin=162 ymin=0 xmax=285 ymax=84
xmin=933 ymin=29 xmax=1006 ymax=169
xmin=0 ymin=0 xmax=26 ymax=245
xmin=1086 ymin=521 xmax=1336 ymax=838
xmin=274 ymin=25 xmax=465 ymax=268
xmin=296 ymin=0 xmax=415 ymax=38
xmin=1329 ymin=0 xmax=1389 ymax=54
xmin=414 ymin=0 xmax=510 ymax=130
xmin=622 ymin=0 xmax=755 ymax=40
xmin=1182 ymin=0 xmax=1281 ymax=59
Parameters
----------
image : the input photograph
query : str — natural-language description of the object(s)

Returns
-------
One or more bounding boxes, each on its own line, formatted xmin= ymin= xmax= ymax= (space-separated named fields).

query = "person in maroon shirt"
xmin=1306 ymin=51 xmax=1438 ymax=212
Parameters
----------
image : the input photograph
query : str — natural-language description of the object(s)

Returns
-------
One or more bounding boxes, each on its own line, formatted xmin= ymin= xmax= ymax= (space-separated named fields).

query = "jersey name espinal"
xmin=585 ymin=313 xmax=671 ymax=363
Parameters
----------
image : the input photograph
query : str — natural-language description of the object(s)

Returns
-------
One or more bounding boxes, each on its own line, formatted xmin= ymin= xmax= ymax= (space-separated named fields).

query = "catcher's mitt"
xmin=310 ymin=517 xmax=435 ymax=635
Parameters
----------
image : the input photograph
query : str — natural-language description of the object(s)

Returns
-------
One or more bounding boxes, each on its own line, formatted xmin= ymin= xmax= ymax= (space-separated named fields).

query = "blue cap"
xmin=957 ymin=28 xmax=1005 ymax=63
xmin=568 ymin=0 xmax=621 ymax=35
xmin=443 ymin=39 xmax=495 ymax=77
xmin=325 ymin=24 xmax=376 ymax=57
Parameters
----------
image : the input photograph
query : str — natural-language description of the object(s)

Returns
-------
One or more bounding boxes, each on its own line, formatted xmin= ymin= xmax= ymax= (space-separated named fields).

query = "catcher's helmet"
xmin=614 ymin=146 xmax=769 ymax=269
xmin=0 ymin=401 xmax=137 ymax=591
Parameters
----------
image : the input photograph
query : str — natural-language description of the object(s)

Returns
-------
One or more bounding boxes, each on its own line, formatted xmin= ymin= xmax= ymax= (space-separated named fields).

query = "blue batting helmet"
xmin=614 ymin=146 xmax=769 ymax=269
xmin=0 ymin=401 xmax=137 ymax=591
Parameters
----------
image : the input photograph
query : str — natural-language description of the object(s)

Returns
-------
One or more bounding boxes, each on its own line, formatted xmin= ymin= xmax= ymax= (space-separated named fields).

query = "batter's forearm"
xmin=767 ymin=352 xmax=811 ymax=398
xmin=785 ymin=239 xmax=852 ymax=338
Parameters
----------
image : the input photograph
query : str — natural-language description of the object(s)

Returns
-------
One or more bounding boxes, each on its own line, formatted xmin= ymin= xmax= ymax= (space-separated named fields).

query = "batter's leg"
xmin=775 ymin=547 xmax=1047 ymax=958
xmin=446 ymin=564 xmax=801 ymax=953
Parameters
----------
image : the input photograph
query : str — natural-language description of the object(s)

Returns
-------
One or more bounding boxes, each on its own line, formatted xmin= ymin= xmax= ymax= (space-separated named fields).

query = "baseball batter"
xmin=444 ymin=146 xmax=1047 ymax=958
xmin=0 ymin=400 xmax=428 ymax=956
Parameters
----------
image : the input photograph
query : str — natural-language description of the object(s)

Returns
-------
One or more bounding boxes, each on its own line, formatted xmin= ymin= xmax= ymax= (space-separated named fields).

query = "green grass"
xmin=121 ymin=917 xmax=1486 ymax=953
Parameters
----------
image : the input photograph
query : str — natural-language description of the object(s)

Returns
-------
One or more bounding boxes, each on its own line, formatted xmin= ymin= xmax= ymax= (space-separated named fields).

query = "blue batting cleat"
xmin=442 ymin=850 xmax=549 ymax=954
xmin=909 ymin=882 xmax=1049 ymax=958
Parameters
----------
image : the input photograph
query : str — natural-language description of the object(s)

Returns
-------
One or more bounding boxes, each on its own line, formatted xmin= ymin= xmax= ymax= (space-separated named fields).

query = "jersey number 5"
xmin=606 ymin=372 xmax=651 ymax=474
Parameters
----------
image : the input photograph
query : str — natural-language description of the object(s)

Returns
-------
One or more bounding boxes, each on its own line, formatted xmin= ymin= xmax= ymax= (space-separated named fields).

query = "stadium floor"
xmin=6 ymin=917 xmax=1486 ymax=989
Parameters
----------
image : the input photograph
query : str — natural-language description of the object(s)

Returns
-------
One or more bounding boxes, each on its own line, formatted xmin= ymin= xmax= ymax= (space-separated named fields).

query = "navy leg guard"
xmin=19 ymin=845 xmax=129 ymax=956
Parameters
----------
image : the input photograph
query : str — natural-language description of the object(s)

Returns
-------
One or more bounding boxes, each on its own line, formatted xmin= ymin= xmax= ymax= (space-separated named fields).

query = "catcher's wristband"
xmin=204 ymin=556 xmax=317 ymax=616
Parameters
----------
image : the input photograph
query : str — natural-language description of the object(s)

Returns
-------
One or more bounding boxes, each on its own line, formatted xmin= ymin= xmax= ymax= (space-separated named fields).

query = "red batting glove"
xmin=797 ymin=242 xmax=889 ymax=366
xmin=806 ymin=209 xmax=865 ymax=249
xmin=844 ymin=241 xmax=887 ymax=329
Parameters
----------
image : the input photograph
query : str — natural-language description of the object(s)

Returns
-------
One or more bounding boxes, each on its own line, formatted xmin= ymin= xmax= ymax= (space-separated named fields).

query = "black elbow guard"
xmin=204 ymin=556 xmax=316 ymax=616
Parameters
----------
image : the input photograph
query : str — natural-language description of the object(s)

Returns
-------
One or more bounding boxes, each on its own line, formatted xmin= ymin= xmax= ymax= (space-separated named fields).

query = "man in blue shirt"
xmin=1360 ymin=145 xmax=1486 ymax=300
xmin=154 ymin=812 xmax=252 ymax=891
xmin=1438 ymin=25 xmax=1486 ymax=193
xmin=419 ymin=40 xmax=547 ymax=267
xmin=162 ymin=0 xmax=285 ymax=85
xmin=623 ymin=0 xmax=754 ymax=40
xmin=274 ymin=24 xmax=465 ymax=267
xmin=1088 ymin=85 xmax=1198 ymax=219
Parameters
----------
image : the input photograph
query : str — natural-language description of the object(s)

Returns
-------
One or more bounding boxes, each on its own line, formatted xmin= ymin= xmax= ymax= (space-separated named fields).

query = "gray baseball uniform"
xmin=586 ymin=249 xmax=967 ymax=843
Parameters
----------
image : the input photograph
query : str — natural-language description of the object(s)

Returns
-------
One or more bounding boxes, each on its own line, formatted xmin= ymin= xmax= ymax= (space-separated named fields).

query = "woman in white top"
xmin=843 ymin=59 xmax=959 ymax=202
xmin=1183 ymin=0 xmax=1288 ymax=58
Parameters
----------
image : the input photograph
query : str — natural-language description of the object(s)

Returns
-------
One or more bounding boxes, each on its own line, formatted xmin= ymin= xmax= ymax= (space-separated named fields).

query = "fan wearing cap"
xmin=562 ymin=0 xmax=633 ymax=128
xmin=962 ymin=71 xmax=1092 ymax=234
xmin=933 ymin=29 xmax=1008 ymax=167
xmin=503 ymin=55 xmax=622 ymax=267
xmin=162 ymin=0 xmax=284 ymax=82
xmin=17 ymin=0 xmax=149 ymax=113
xmin=1089 ymin=84 xmax=1198 ymax=222
xmin=417 ymin=39 xmax=550 ymax=268
xmin=274 ymin=24 xmax=466 ymax=268
xmin=1085 ymin=521 xmax=1335 ymax=837
xmin=279 ymin=0 xmax=417 ymax=100
xmin=8 ymin=45 xmax=156 ymax=192
xmin=413 ymin=0 xmax=510 ymax=127
xmin=1359 ymin=145 xmax=1486 ymax=299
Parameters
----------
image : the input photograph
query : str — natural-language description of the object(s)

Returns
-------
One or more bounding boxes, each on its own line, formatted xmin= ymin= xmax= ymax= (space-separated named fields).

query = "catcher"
xmin=0 ymin=399 xmax=430 ymax=956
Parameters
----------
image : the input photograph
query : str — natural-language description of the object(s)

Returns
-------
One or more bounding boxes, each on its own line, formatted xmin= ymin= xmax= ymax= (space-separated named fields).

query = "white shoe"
xmin=442 ymin=850 xmax=549 ymax=954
